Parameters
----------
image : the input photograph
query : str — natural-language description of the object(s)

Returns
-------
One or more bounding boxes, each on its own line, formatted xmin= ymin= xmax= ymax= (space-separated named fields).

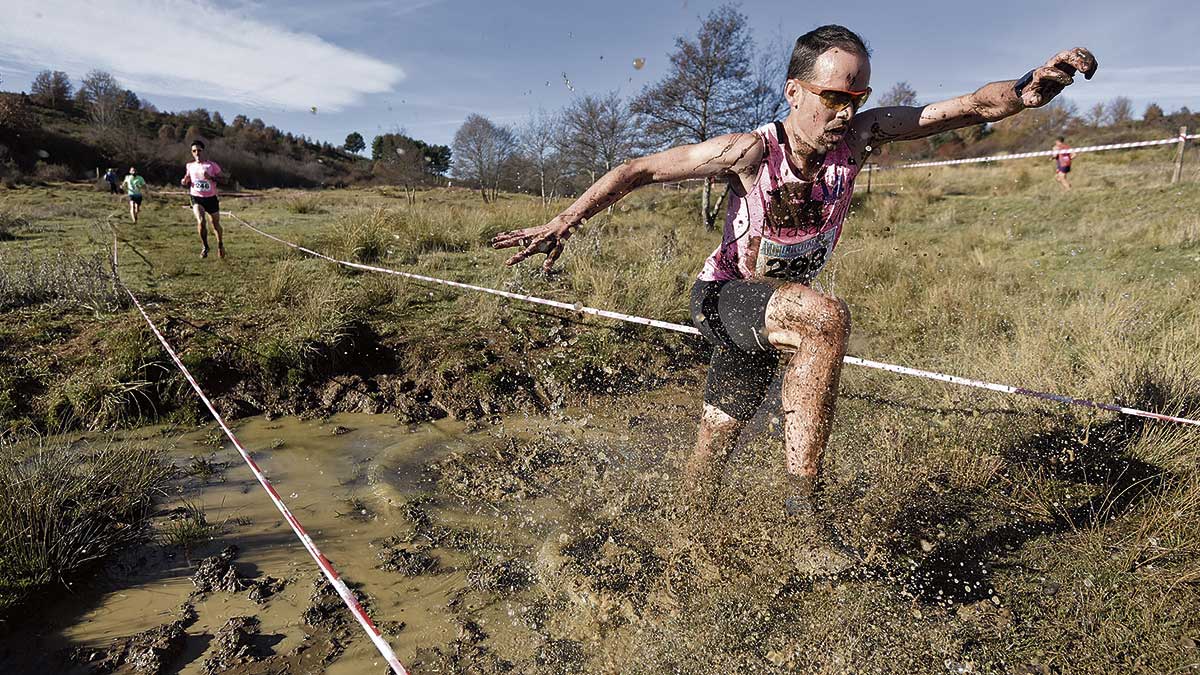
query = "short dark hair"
xmin=191 ymin=139 xmax=206 ymax=149
xmin=1057 ymin=136 xmax=1066 ymax=142
xmin=786 ymin=25 xmax=871 ymax=81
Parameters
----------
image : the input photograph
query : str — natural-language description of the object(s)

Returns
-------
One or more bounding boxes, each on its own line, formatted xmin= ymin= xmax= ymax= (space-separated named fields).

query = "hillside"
xmin=0 ymin=91 xmax=370 ymax=189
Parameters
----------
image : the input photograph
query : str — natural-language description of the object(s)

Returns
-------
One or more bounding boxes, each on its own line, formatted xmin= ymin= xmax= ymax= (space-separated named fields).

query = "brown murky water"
xmin=1 ymin=392 xmax=707 ymax=673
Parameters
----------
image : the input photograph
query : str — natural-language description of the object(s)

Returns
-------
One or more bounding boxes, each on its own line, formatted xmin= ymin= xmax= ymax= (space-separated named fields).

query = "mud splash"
xmin=0 ymin=383 xmax=1129 ymax=673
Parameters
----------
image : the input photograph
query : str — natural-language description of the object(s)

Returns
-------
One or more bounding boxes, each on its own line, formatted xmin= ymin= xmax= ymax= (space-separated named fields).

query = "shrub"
xmin=32 ymin=161 xmax=74 ymax=182
xmin=283 ymin=192 xmax=326 ymax=214
xmin=0 ymin=208 xmax=30 ymax=241
xmin=0 ymin=248 xmax=128 ymax=312
xmin=337 ymin=207 xmax=393 ymax=263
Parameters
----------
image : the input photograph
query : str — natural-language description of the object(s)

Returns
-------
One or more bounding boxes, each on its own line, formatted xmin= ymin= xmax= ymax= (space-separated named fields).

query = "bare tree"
xmin=452 ymin=113 xmax=517 ymax=203
xmin=519 ymin=108 xmax=565 ymax=206
xmin=30 ymin=70 xmax=73 ymax=110
xmin=878 ymin=81 xmax=918 ymax=107
xmin=77 ymin=70 xmax=127 ymax=129
xmin=987 ymin=98 xmax=1076 ymax=149
xmin=743 ymin=38 xmax=789 ymax=129
xmin=1107 ymin=96 xmax=1133 ymax=125
xmin=1086 ymin=101 xmax=1107 ymax=127
xmin=558 ymin=92 xmax=638 ymax=187
xmin=629 ymin=4 xmax=759 ymax=228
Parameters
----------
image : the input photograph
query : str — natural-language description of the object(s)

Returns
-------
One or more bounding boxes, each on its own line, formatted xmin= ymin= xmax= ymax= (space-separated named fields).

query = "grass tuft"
xmin=0 ymin=437 xmax=172 ymax=616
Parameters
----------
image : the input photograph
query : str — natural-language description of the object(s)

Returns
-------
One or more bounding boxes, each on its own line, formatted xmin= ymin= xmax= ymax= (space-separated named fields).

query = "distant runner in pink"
xmin=1052 ymin=136 xmax=1073 ymax=191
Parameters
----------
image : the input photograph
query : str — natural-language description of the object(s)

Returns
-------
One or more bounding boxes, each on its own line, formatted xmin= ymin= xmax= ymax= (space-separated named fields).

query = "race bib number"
xmin=193 ymin=179 xmax=211 ymax=193
xmin=755 ymin=228 xmax=837 ymax=283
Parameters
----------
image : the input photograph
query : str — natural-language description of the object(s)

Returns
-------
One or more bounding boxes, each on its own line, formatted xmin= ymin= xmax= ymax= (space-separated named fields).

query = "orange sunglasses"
xmin=792 ymin=80 xmax=871 ymax=111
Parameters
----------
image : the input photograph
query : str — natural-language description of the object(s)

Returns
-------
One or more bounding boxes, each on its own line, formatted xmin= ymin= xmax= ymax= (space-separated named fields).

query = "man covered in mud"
xmin=493 ymin=26 xmax=1097 ymax=522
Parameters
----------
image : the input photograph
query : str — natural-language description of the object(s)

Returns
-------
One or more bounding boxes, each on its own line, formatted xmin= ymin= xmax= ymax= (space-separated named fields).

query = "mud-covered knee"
xmin=827 ymin=297 xmax=851 ymax=338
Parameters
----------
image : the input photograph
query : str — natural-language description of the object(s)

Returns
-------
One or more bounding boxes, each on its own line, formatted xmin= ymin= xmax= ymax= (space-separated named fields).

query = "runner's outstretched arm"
xmin=849 ymin=48 xmax=1097 ymax=157
xmin=492 ymin=132 xmax=763 ymax=271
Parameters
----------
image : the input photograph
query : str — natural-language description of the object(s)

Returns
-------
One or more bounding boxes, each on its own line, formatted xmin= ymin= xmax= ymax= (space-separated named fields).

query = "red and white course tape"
xmin=227 ymin=212 xmax=1200 ymax=429
xmin=110 ymin=236 xmax=408 ymax=675
xmin=868 ymin=133 xmax=1195 ymax=171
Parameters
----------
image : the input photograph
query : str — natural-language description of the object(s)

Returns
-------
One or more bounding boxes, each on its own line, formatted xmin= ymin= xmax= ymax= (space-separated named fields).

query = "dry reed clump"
xmin=263 ymin=258 xmax=313 ymax=304
xmin=0 ymin=437 xmax=172 ymax=616
xmin=335 ymin=207 xmax=395 ymax=263
xmin=0 ymin=207 xmax=30 ymax=241
xmin=282 ymin=192 xmax=327 ymax=214
xmin=0 ymin=248 xmax=128 ymax=312
xmin=31 ymin=161 xmax=74 ymax=183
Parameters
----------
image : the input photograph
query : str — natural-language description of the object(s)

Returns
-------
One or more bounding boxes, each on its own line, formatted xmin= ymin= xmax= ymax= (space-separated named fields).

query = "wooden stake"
xmin=1172 ymin=126 xmax=1189 ymax=184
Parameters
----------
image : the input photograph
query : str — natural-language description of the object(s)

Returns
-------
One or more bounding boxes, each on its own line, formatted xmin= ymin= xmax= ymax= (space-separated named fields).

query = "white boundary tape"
xmin=869 ymin=133 xmax=1195 ymax=171
xmin=109 ymin=235 xmax=408 ymax=675
xmin=227 ymin=212 xmax=1200 ymax=428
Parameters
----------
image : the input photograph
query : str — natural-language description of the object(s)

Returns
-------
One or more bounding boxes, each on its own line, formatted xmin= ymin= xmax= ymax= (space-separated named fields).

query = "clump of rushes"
xmin=283 ymin=192 xmax=326 ymax=214
xmin=0 ymin=247 xmax=128 ymax=313
xmin=0 ymin=437 xmax=172 ymax=617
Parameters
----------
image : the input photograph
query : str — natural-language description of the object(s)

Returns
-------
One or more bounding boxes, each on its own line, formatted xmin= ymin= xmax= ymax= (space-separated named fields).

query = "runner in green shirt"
xmin=120 ymin=167 xmax=147 ymax=223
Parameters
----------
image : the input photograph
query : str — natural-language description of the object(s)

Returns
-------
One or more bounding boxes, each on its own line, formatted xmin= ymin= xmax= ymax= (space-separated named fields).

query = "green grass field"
xmin=1 ymin=145 xmax=1199 ymax=672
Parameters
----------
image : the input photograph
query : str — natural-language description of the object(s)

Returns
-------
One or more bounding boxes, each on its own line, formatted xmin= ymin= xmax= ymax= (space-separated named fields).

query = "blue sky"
xmin=1 ymin=0 xmax=1196 ymax=150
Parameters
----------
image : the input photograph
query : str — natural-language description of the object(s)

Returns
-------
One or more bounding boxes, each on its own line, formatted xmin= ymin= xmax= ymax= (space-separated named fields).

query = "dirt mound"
xmin=72 ymin=620 xmax=187 ymax=675
xmin=200 ymin=616 xmax=269 ymax=675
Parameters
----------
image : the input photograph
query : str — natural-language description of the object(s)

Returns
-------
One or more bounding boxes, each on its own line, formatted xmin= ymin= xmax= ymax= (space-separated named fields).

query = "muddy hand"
xmin=491 ymin=220 xmax=574 ymax=271
xmin=1020 ymin=48 xmax=1098 ymax=108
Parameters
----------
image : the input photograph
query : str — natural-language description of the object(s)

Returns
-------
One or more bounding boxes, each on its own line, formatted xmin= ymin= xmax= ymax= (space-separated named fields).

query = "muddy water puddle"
xmin=2 ymin=392 xmax=703 ymax=674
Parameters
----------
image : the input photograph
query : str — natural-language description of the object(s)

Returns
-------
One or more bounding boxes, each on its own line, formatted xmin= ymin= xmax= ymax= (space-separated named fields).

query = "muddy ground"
xmin=3 ymin=362 xmax=1198 ymax=675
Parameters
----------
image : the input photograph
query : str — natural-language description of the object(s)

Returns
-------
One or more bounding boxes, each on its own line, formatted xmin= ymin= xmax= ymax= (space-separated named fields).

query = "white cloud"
xmin=0 ymin=1 xmax=403 ymax=111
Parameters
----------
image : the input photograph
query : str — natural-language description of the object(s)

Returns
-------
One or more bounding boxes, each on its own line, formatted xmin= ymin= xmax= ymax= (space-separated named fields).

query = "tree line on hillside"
xmin=0 ymin=71 xmax=451 ymax=190
xmin=443 ymin=5 xmax=1199 ymax=225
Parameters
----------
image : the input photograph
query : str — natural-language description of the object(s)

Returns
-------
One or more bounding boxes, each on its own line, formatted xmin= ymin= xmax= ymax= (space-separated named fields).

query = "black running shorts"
xmin=129 ymin=194 xmax=143 ymax=205
xmin=190 ymin=195 xmax=220 ymax=214
xmin=690 ymin=279 xmax=781 ymax=421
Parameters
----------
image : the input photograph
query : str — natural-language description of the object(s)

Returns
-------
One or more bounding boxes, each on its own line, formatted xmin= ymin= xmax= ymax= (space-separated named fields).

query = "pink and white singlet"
xmin=185 ymin=160 xmax=222 ymax=198
xmin=698 ymin=121 xmax=861 ymax=284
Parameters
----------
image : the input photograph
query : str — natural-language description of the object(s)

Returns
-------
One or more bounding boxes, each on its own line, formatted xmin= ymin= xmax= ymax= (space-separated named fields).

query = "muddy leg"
xmin=681 ymin=404 xmax=745 ymax=514
xmin=764 ymin=283 xmax=851 ymax=514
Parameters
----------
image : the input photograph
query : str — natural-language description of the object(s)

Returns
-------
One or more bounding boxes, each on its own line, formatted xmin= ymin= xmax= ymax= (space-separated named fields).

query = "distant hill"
xmin=0 ymin=89 xmax=390 ymax=189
